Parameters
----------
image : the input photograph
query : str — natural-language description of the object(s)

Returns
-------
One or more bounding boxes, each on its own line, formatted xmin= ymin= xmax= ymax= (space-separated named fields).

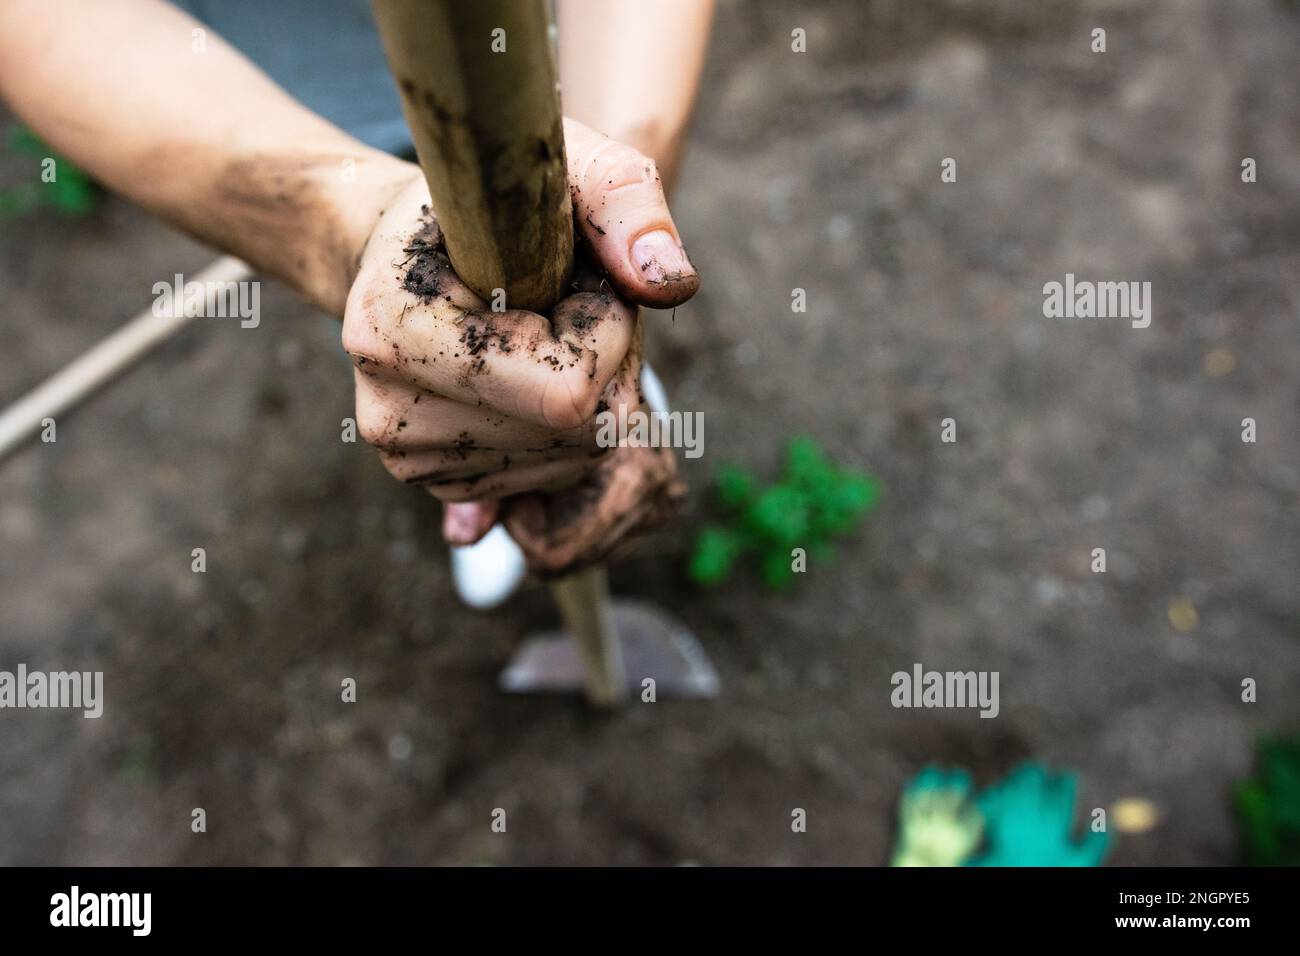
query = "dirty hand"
xmin=343 ymin=118 xmax=698 ymax=547
xmin=501 ymin=443 xmax=686 ymax=576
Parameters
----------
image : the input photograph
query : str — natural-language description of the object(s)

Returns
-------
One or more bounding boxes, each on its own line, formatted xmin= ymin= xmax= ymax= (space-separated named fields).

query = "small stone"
xmin=827 ymin=214 xmax=854 ymax=242
xmin=1167 ymin=597 xmax=1198 ymax=633
xmin=1080 ymin=494 xmax=1110 ymax=521
xmin=1203 ymin=347 xmax=1236 ymax=378
xmin=732 ymin=341 xmax=760 ymax=367
xmin=387 ymin=733 xmax=413 ymax=762
xmin=1035 ymin=576 xmax=1066 ymax=606
xmin=239 ymin=578 xmax=267 ymax=605
xmin=278 ymin=525 xmax=308 ymax=557
xmin=1112 ymin=798 xmax=1160 ymax=833
xmin=276 ymin=339 xmax=304 ymax=368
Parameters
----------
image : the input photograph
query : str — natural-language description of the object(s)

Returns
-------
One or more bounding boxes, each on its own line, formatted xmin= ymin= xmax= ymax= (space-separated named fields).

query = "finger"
xmin=550 ymin=292 xmax=637 ymax=388
xmin=564 ymin=117 xmax=700 ymax=309
xmin=503 ymin=490 xmax=653 ymax=576
xmin=502 ymin=445 xmax=684 ymax=575
xmin=347 ymin=257 xmax=635 ymax=430
xmin=352 ymin=372 xmax=421 ymax=453
xmin=442 ymin=501 xmax=499 ymax=545
xmin=354 ymin=372 xmax=601 ymax=454
xmin=417 ymin=458 xmax=596 ymax=503
xmin=378 ymin=440 xmax=607 ymax=485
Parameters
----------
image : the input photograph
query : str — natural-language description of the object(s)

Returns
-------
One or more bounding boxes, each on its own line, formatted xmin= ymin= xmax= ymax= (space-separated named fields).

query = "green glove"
xmin=967 ymin=763 xmax=1108 ymax=867
xmin=891 ymin=766 xmax=984 ymax=867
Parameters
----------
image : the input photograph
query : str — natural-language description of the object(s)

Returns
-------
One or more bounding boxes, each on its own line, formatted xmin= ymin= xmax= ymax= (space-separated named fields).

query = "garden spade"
xmin=371 ymin=0 xmax=717 ymax=705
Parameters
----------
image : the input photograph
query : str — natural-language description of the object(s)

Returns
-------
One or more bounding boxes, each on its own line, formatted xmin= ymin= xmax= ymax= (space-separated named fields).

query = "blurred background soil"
xmin=1 ymin=0 xmax=1297 ymax=864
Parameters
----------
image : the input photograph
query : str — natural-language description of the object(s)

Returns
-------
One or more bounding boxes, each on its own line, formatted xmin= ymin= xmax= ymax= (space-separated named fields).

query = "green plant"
xmin=0 ymin=126 xmax=98 ymax=218
xmin=689 ymin=436 xmax=881 ymax=589
xmin=1235 ymin=734 xmax=1300 ymax=866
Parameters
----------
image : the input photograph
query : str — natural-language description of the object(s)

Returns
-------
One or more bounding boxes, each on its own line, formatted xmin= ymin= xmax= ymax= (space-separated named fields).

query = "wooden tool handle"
xmin=372 ymin=0 xmax=573 ymax=314
xmin=373 ymin=0 xmax=626 ymax=707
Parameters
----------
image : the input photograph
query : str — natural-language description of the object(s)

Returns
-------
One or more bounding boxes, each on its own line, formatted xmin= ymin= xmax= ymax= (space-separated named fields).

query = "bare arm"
xmin=0 ymin=0 xmax=714 ymax=314
xmin=558 ymin=0 xmax=715 ymax=195
xmin=0 ymin=0 xmax=417 ymax=315
xmin=1 ymin=0 xmax=711 ymax=562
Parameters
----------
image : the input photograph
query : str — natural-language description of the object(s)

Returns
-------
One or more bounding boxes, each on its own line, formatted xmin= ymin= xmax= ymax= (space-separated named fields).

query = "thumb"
xmin=564 ymin=117 xmax=700 ymax=309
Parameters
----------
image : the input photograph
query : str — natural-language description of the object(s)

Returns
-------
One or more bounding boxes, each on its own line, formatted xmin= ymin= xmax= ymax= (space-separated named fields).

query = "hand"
xmin=342 ymin=119 xmax=698 ymax=545
xmin=502 ymin=442 xmax=687 ymax=577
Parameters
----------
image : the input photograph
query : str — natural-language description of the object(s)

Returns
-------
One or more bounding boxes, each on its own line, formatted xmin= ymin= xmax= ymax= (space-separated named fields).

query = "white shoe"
xmin=451 ymin=363 xmax=668 ymax=609
xmin=640 ymin=361 xmax=670 ymax=416
xmin=450 ymin=523 xmax=527 ymax=610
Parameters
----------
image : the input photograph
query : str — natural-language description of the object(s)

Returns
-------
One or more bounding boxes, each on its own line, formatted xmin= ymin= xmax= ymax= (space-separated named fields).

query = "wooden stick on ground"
xmin=372 ymin=0 xmax=627 ymax=706
xmin=0 ymin=256 xmax=252 ymax=462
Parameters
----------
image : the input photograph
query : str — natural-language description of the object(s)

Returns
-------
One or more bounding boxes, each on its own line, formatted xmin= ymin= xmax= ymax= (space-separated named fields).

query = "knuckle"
xmin=537 ymin=370 xmax=600 ymax=431
xmin=356 ymin=400 xmax=398 ymax=449
xmin=587 ymin=142 xmax=656 ymax=195
xmin=341 ymin=313 xmax=374 ymax=358
xmin=424 ymin=484 xmax=467 ymax=503
xmin=377 ymin=449 xmax=413 ymax=478
xmin=438 ymin=478 xmax=498 ymax=503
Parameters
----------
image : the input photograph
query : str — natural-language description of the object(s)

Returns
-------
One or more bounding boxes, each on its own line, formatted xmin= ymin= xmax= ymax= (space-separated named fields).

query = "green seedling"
xmin=1235 ymin=734 xmax=1300 ymax=866
xmin=690 ymin=436 xmax=881 ymax=589
xmin=0 ymin=125 xmax=98 ymax=218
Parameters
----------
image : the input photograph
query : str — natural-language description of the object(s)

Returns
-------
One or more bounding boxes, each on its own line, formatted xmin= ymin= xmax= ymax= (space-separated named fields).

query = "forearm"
xmin=557 ymin=0 xmax=714 ymax=195
xmin=0 ymin=0 xmax=416 ymax=315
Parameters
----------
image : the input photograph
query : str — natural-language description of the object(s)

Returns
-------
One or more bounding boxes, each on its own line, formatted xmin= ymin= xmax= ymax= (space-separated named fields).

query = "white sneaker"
xmin=451 ymin=363 xmax=668 ymax=609
xmin=450 ymin=523 xmax=527 ymax=610
xmin=640 ymin=361 xmax=670 ymax=416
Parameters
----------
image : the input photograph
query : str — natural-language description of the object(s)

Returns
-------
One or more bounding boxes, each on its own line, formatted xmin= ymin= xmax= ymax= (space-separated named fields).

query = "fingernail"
xmin=631 ymin=230 xmax=693 ymax=284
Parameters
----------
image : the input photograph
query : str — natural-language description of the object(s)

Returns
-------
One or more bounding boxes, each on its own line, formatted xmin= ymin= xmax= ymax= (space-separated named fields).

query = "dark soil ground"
xmin=1 ymin=0 xmax=1296 ymax=865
